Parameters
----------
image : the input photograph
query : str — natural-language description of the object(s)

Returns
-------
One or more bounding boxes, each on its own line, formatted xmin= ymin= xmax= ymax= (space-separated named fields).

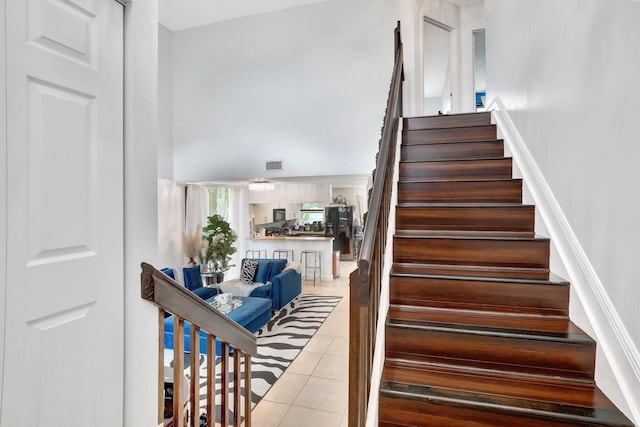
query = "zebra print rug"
xmin=165 ymin=294 xmax=342 ymax=424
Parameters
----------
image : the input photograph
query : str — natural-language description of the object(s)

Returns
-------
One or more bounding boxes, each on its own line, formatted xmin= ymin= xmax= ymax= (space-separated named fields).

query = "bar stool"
xmin=245 ymin=249 xmax=267 ymax=259
xmin=300 ymin=250 xmax=322 ymax=287
xmin=273 ymin=249 xmax=294 ymax=261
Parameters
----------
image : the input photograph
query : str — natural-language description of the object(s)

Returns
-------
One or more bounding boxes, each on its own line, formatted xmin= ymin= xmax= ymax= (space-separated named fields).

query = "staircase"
xmin=378 ymin=112 xmax=634 ymax=426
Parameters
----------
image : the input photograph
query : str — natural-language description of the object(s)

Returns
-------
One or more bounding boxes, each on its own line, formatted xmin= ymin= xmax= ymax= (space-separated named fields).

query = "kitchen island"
xmin=245 ymin=235 xmax=335 ymax=282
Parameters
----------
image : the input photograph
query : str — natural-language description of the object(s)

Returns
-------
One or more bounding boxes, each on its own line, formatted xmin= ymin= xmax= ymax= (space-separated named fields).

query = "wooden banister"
xmin=141 ymin=262 xmax=258 ymax=356
xmin=349 ymin=21 xmax=403 ymax=427
xmin=140 ymin=262 xmax=256 ymax=427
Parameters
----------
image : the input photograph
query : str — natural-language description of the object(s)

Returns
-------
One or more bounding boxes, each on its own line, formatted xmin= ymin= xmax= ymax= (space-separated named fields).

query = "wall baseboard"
xmin=487 ymin=96 xmax=640 ymax=424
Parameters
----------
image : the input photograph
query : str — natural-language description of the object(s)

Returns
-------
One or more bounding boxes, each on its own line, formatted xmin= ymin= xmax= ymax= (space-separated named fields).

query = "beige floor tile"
xmin=286 ymin=350 xmax=323 ymax=376
xmin=252 ymin=263 xmax=353 ymax=425
xmin=304 ymin=333 xmax=334 ymax=354
xmin=331 ymin=307 xmax=349 ymax=320
xmin=250 ymin=400 xmax=291 ymax=427
xmin=326 ymin=336 xmax=349 ymax=356
xmin=336 ymin=323 xmax=349 ymax=338
xmin=330 ymin=305 xmax=348 ymax=319
xmin=316 ymin=319 xmax=343 ymax=336
xmin=293 ymin=376 xmax=348 ymax=414
xmin=262 ymin=372 xmax=309 ymax=405
xmin=278 ymin=406 xmax=343 ymax=427
xmin=312 ymin=353 xmax=348 ymax=381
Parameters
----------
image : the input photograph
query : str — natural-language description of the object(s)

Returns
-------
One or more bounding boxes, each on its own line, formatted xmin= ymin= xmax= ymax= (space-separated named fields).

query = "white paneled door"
xmin=2 ymin=0 xmax=124 ymax=425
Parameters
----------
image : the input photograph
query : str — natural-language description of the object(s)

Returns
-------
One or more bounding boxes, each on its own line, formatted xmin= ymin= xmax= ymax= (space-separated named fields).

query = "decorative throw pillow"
xmin=183 ymin=264 xmax=203 ymax=291
xmin=160 ymin=267 xmax=175 ymax=280
xmin=253 ymin=261 xmax=271 ymax=284
xmin=240 ymin=260 xmax=258 ymax=284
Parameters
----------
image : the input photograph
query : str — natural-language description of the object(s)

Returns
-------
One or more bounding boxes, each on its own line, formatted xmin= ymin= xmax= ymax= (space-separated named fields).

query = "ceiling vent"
xmin=265 ymin=160 xmax=283 ymax=172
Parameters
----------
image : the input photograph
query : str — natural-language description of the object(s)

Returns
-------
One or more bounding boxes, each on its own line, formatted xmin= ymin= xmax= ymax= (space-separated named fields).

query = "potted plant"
xmin=200 ymin=215 xmax=238 ymax=282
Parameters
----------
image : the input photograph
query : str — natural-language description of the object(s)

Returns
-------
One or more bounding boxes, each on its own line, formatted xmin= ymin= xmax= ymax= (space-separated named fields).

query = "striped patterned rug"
xmin=166 ymin=294 xmax=342 ymax=424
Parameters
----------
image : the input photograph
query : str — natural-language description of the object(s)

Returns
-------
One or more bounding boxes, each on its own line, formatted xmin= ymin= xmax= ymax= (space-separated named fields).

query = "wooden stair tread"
xmin=394 ymin=232 xmax=549 ymax=242
xmin=389 ymin=273 xmax=570 ymax=316
xmin=400 ymin=138 xmax=503 ymax=146
xmin=387 ymin=305 xmax=582 ymax=335
xmin=389 ymin=270 xmax=569 ymax=286
xmin=399 ymin=177 xmax=518 ymax=183
xmin=393 ymin=261 xmax=551 ymax=280
xmin=400 ymin=156 xmax=509 ymax=164
xmin=382 ymin=360 xmax=612 ymax=408
xmin=383 ymin=354 xmax=594 ymax=384
xmin=395 ymin=229 xmax=535 ymax=238
xmin=395 ymin=204 xmax=535 ymax=233
xmin=398 ymin=179 xmax=523 ymax=204
xmin=399 ymin=158 xmax=513 ymax=181
xmin=397 ymin=202 xmax=534 ymax=208
xmin=402 ymin=125 xmax=497 ymax=145
xmin=403 ymin=112 xmax=492 ymax=130
xmin=401 ymin=140 xmax=506 ymax=162
xmin=380 ymin=378 xmax=633 ymax=426
xmin=399 ymin=176 xmax=518 ymax=184
xmin=385 ymin=330 xmax=596 ymax=382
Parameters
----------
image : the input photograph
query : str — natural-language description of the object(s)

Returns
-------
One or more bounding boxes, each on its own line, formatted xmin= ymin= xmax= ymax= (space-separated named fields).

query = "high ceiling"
xmin=159 ymin=0 xmax=484 ymax=32
xmin=159 ymin=0 xmax=329 ymax=31
xmin=447 ymin=0 xmax=483 ymax=6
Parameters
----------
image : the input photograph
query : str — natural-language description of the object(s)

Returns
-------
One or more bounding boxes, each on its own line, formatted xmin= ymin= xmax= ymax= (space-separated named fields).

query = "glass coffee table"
xmin=164 ymin=296 xmax=272 ymax=355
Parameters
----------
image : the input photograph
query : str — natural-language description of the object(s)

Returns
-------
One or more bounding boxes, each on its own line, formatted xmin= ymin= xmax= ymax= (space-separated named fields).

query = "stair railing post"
xmin=348 ymin=21 xmax=403 ymax=427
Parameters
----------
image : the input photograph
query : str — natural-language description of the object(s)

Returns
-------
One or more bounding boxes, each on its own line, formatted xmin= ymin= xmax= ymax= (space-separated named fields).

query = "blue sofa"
xmin=164 ymin=295 xmax=272 ymax=355
xmin=160 ymin=265 xmax=219 ymax=301
xmin=218 ymin=258 xmax=302 ymax=310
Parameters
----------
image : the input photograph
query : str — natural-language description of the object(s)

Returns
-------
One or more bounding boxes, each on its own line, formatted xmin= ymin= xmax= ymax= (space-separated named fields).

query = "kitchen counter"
xmin=248 ymin=235 xmax=333 ymax=241
xmin=245 ymin=236 xmax=335 ymax=281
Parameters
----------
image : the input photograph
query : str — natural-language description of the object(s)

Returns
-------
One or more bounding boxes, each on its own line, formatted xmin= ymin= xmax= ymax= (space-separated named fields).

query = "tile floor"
xmin=251 ymin=261 xmax=355 ymax=427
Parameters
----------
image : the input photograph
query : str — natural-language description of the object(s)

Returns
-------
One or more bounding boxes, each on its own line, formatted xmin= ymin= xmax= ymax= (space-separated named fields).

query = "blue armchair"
xmin=160 ymin=265 xmax=219 ymax=301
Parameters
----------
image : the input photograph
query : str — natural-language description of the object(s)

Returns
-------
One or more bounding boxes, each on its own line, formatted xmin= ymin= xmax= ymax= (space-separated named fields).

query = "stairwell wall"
xmin=398 ymin=0 xmax=485 ymax=117
xmin=484 ymin=0 xmax=640 ymax=423
xmin=158 ymin=24 xmax=184 ymax=269
xmin=169 ymin=0 xmax=401 ymax=182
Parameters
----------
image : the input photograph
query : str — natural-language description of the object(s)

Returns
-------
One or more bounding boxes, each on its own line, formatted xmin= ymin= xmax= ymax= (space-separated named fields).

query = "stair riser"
xmin=398 ymin=180 xmax=522 ymax=204
xmin=393 ymin=237 xmax=550 ymax=270
xmin=403 ymin=125 xmax=497 ymax=145
xmin=382 ymin=363 xmax=598 ymax=407
xmin=386 ymin=327 xmax=596 ymax=380
xmin=400 ymin=158 xmax=513 ymax=182
xmin=389 ymin=305 xmax=571 ymax=332
xmin=403 ymin=112 xmax=492 ymax=130
xmin=389 ymin=276 xmax=568 ymax=316
xmin=396 ymin=206 xmax=535 ymax=234
xmin=401 ymin=140 xmax=504 ymax=162
xmin=379 ymin=395 xmax=602 ymax=427
xmin=393 ymin=262 xmax=550 ymax=280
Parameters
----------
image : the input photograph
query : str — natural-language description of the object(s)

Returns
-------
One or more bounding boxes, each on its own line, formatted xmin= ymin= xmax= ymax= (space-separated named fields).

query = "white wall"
xmin=123 ymin=1 xmax=160 ymax=426
xmin=246 ymin=182 xmax=331 ymax=204
xmin=157 ymin=23 xmax=184 ymax=269
xmin=460 ymin=4 xmax=485 ymax=112
xmin=158 ymin=24 xmax=174 ymax=180
xmin=0 ymin=0 xmax=6 ymax=412
xmin=170 ymin=0 xmax=401 ymax=182
xmin=158 ymin=179 xmax=184 ymax=268
xmin=423 ymin=19 xmax=451 ymax=100
xmin=400 ymin=0 xmax=484 ymax=116
xmin=485 ymin=0 xmax=640 ymax=422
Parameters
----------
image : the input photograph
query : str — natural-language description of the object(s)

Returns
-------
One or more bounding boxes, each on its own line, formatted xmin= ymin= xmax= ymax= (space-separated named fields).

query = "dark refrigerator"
xmin=325 ymin=206 xmax=353 ymax=259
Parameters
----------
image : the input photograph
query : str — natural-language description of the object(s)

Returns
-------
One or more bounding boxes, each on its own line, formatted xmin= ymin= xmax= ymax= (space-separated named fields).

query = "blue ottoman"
xmin=164 ymin=296 xmax=272 ymax=355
